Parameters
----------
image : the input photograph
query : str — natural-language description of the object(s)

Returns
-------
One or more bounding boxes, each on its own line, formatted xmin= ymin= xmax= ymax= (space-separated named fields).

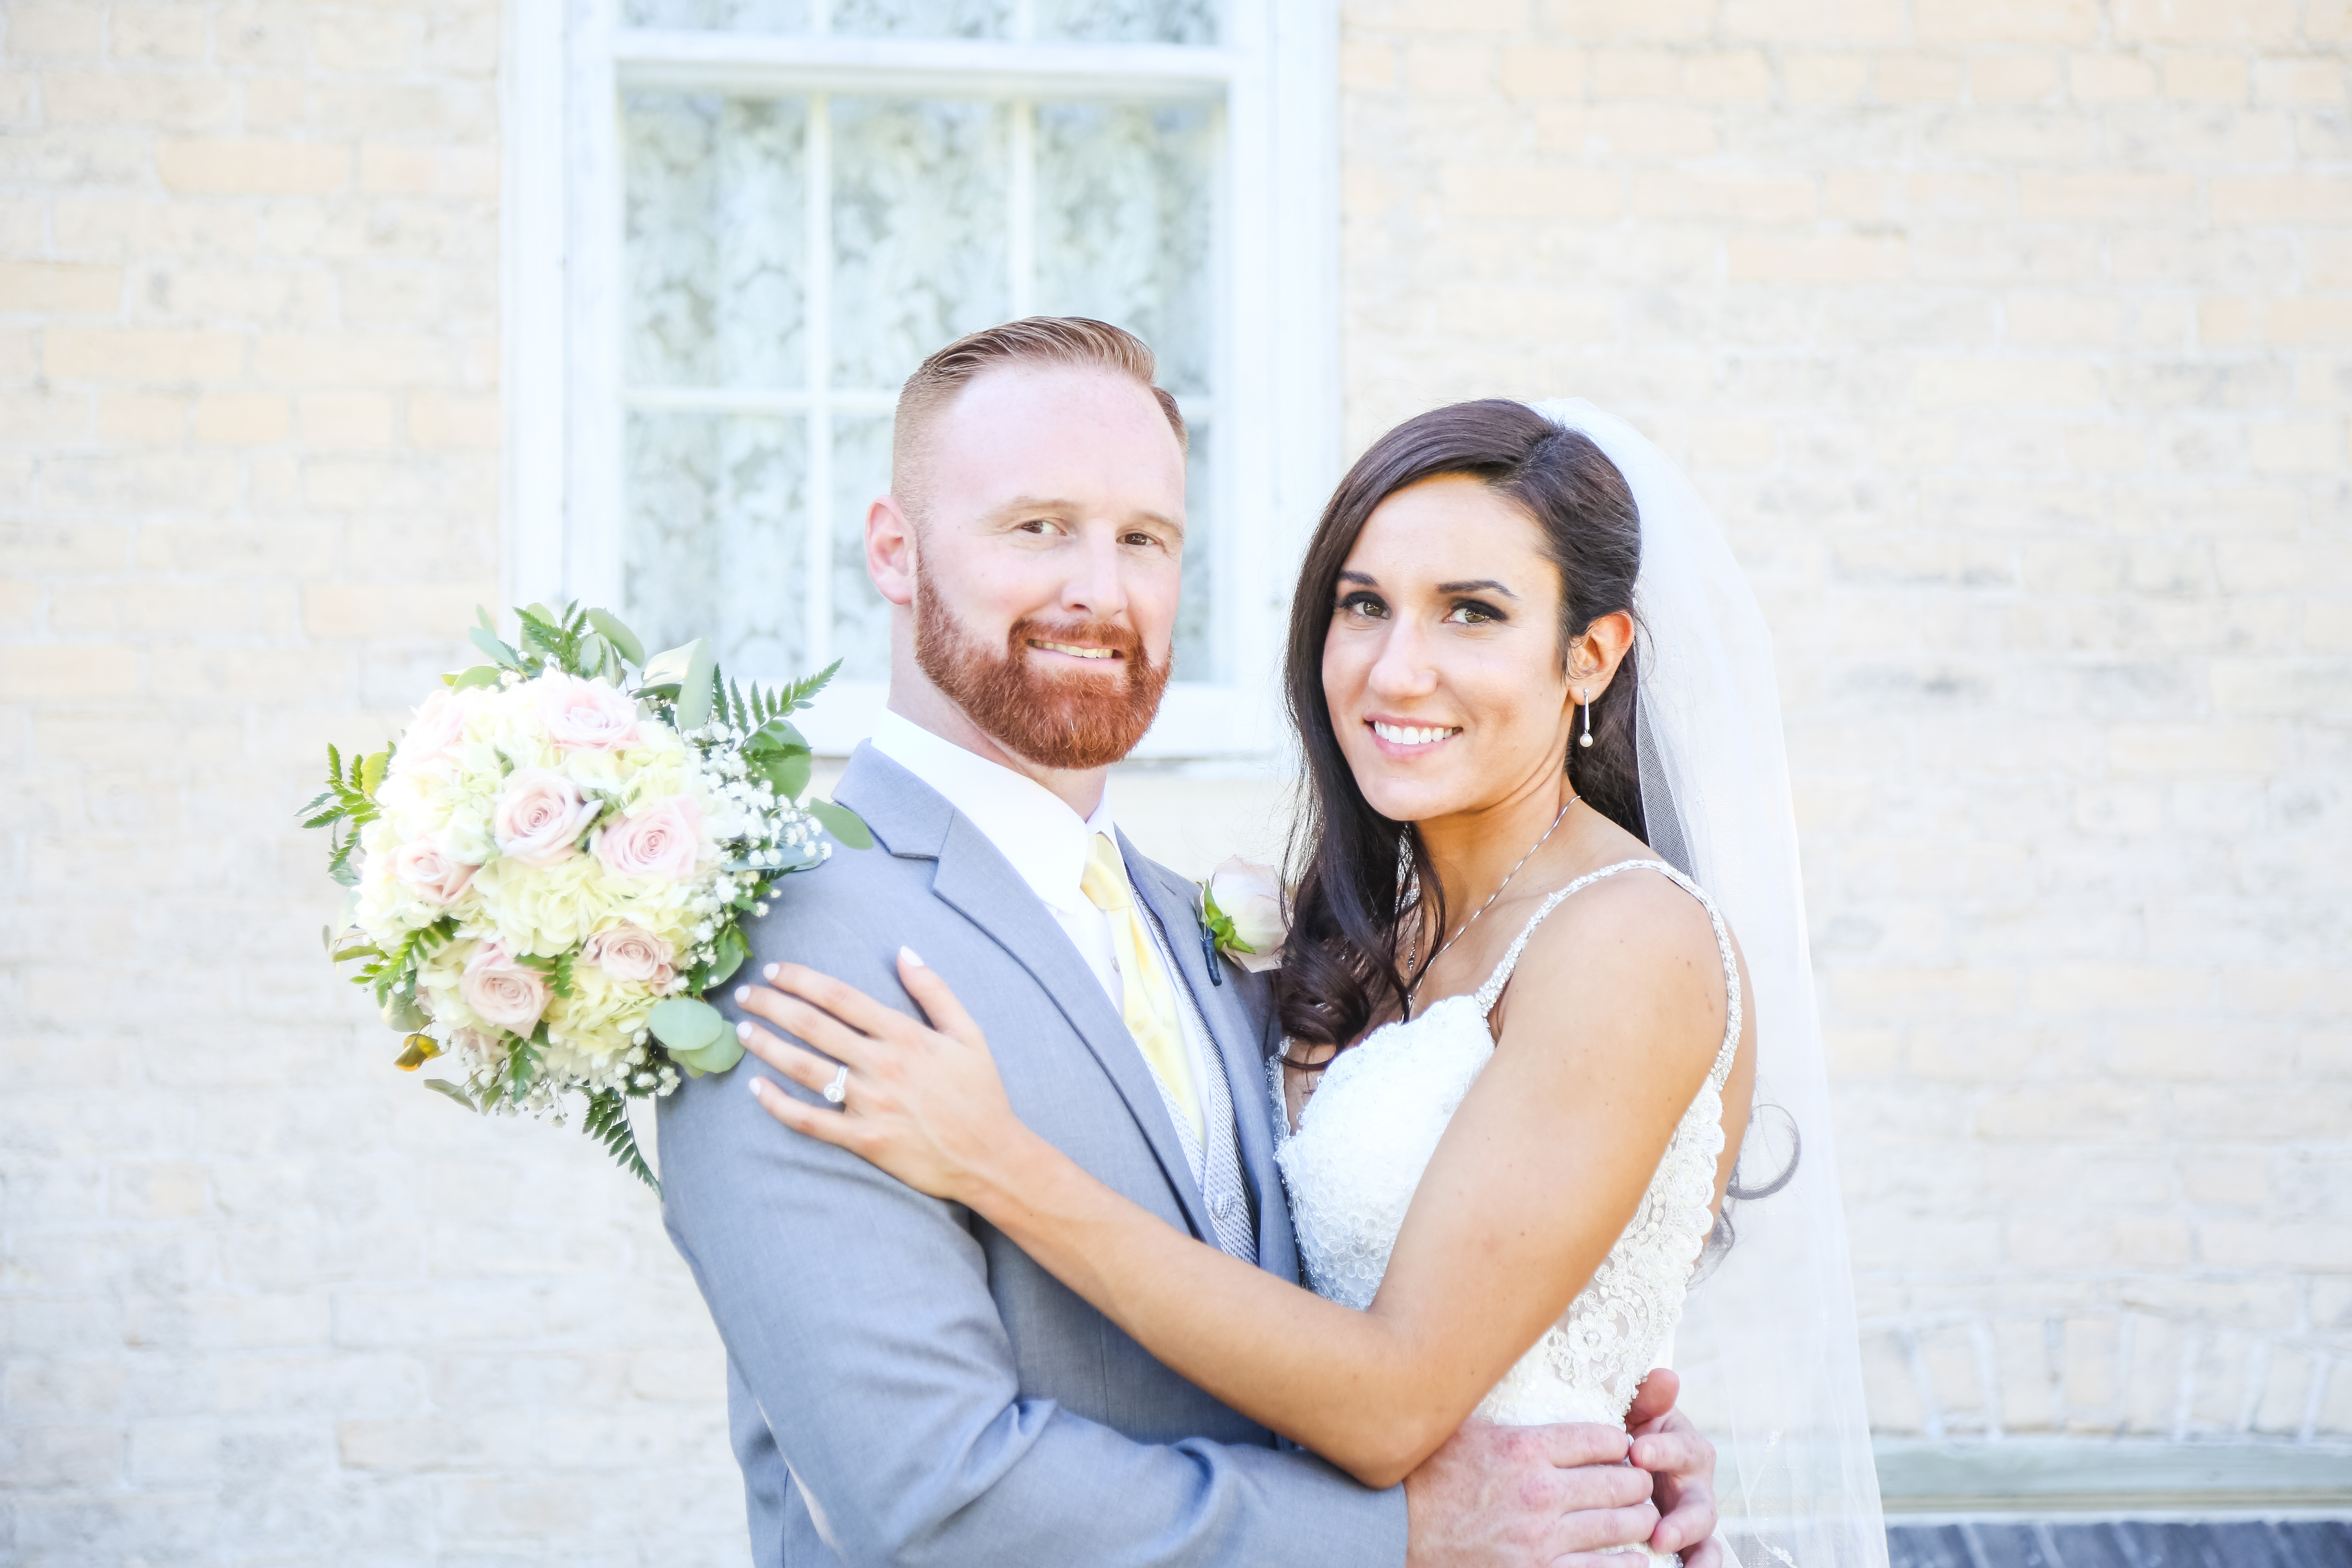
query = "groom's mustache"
xmin=915 ymin=586 xmax=1169 ymax=769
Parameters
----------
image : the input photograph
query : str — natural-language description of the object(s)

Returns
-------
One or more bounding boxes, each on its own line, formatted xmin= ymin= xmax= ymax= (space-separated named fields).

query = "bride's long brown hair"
xmin=1274 ymin=401 xmax=1644 ymax=1055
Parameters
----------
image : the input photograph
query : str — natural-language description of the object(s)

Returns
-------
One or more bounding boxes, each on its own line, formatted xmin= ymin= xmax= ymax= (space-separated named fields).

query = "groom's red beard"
xmin=913 ymin=580 xmax=1171 ymax=770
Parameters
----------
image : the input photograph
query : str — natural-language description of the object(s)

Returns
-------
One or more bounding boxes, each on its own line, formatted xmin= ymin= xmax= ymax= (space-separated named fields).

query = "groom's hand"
xmin=1612 ymin=1368 xmax=1720 ymax=1568
xmin=1403 ymin=1420 xmax=1657 ymax=1568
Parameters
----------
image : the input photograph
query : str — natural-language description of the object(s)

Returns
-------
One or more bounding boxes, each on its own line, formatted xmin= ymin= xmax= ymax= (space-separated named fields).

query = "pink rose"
xmin=388 ymin=836 xmax=477 ymax=905
xmin=582 ymin=923 xmax=675 ymax=989
xmin=595 ymin=796 xmax=704 ymax=882
xmin=460 ymin=941 xmax=549 ymax=1035
xmin=392 ymin=688 xmax=479 ymax=778
xmin=493 ymin=768 xmax=600 ymax=868
xmin=537 ymin=675 xmax=641 ymax=753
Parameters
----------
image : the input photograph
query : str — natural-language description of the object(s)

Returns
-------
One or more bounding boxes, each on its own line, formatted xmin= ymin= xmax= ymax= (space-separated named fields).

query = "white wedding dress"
xmin=1271 ymin=859 xmax=1741 ymax=1565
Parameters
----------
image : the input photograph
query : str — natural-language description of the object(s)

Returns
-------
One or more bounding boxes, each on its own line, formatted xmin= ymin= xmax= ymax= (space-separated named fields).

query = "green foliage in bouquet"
xmin=301 ymin=601 xmax=869 ymax=1192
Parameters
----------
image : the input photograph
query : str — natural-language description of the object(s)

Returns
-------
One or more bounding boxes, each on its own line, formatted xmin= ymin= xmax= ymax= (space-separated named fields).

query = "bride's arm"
xmin=738 ymin=876 xmax=1751 ymax=1492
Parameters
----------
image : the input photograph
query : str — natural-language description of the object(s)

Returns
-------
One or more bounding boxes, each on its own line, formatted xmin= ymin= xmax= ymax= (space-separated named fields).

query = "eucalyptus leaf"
xmin=674 ymin=640 xmax=717 ymax=730
xmin=423 ymin=1077 xmax=478 ymax=1111
xmin=381 ymin=992 xmax=427 ymax=1031
xmin=648 ymin=996 xmax=728 ymax=1055
xmin=705 ymin=925 xmax=748 ymax=988
xmin=469 ymin=626 xmax=522 ymax=669
xmin=762 ymin=750 xmax=813 ymax=802
xmin=673 ymin=1035 xmax=746 ymax=1078
xmin=448 ymin=663 xmax=504 ymax=692
xmin=639 ymin=641 xmax=697 ymax=697
xmin=587 ymin=608 xmax=644 ymax=666
xmin=808 ymin=798 xmax=874 ymax=851
xmin=475 ymin=604 xmax=498 ymax=634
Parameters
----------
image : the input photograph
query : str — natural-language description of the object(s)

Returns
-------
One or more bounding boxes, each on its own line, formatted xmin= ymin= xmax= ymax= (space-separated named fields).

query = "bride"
xmin=736 ymin=400 xmax=1885 ymax=1566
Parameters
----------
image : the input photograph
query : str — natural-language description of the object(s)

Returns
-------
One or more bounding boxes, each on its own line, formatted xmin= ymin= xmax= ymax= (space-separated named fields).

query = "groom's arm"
xmin=658 ymin=919 xmax=1405 ymax=1568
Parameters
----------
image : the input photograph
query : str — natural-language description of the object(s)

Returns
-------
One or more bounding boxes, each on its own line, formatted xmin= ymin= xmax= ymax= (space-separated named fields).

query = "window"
xmin=505 ymin=0 xmax=1338 ymax=757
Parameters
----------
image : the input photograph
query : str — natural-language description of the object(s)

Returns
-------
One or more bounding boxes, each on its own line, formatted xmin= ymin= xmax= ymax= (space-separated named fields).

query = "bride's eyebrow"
xmin=1337 ymin=570 xmax=1379 ymax=585
xmin=1437 ymin=578 xmax=1518 ymax=598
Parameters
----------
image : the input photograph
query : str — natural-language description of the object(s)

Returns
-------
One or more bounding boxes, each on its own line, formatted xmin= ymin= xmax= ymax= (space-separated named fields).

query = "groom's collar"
xmin=864 ymin=710 xmax=1112 ymax=915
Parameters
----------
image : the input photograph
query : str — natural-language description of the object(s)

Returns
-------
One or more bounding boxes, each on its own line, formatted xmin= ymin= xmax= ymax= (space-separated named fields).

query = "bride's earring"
xmin=1577 ymin=688 xmax=1594 ymax=749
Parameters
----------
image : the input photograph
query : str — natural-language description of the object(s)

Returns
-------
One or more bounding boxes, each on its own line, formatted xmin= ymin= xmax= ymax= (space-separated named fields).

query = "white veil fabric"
xmin=1530 ymin=400 xmax=1889 ymax=1568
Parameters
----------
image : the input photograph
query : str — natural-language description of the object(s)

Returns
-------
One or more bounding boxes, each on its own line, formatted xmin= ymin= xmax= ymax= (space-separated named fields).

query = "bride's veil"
xmin=1531 ymin=400 xmax=1889 ymax=1568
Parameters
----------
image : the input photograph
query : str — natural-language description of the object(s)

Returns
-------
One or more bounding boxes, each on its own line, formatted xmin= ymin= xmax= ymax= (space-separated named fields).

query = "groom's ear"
xmin=868 ymin=495 xmax=918 ymax=608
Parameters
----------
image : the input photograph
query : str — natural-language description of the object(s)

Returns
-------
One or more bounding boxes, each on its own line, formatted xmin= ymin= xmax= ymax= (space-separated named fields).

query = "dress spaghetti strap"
xmin=1472 ymin=859 xmax=1743 ymax=1090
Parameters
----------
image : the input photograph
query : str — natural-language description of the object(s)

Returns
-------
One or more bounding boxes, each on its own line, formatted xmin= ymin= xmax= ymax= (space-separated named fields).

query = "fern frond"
xmin=583 ymin=1089 xmax=660 ymax=1194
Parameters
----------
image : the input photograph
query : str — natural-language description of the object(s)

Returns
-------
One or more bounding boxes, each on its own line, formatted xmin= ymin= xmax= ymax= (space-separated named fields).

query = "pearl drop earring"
xmin=1577 ymin=688 xmax=1594 ymax=748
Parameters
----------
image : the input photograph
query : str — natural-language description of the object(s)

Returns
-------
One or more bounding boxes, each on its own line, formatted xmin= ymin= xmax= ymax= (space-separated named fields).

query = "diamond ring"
xmin=823 ymin=1065 xmax=849 ymax=1106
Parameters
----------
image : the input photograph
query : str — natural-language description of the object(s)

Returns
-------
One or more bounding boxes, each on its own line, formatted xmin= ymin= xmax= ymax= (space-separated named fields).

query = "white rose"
xmin=1205 ymin=857 xmax=1286 ymax=973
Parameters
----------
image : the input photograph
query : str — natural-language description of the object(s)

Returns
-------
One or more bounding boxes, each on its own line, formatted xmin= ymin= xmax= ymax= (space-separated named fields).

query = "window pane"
xmin=1175 ymin=419 xmax=1214 ymax=682
xmin=626 ymin=411 xmax=809 ymax=677
xmin=624 ymin=94 xmax=808 ymax=389
xmin=1037 ymin=0 xmax=1217 ymax=44
xmin=621 ymin=0 xmax=812 ymax=35
xmin=831 ymin=98 xmax=1009 ymax=390
xmin=1033 ymin=101 xmax=1216 ymax=398
xmin=832 ymin=0 xmax=1010 ymax=36
xmin=832 ymin=415 xmax=897 ymax=679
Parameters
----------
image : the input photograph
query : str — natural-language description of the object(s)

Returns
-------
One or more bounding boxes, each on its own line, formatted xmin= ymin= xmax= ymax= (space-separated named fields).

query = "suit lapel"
xmin=836 ymin=746 xmax=1218 ymax=1247
xmin=1122 ymin=837 xmax=1293 ymax=1276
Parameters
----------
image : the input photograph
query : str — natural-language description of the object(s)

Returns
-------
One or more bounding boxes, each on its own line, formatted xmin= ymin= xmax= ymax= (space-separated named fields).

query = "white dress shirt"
xmin=871 ymin=710 xmax=1217 ymax=1163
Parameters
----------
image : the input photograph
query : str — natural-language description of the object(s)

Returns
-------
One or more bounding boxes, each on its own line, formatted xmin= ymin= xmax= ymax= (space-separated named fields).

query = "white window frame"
xmin=502 ymin=0 xmax=1339 ymax=760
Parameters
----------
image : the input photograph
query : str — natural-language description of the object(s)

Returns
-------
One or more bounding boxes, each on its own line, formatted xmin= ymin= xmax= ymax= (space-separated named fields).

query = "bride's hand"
xmin=733 ymin=947 xmax=1022 ymax=1206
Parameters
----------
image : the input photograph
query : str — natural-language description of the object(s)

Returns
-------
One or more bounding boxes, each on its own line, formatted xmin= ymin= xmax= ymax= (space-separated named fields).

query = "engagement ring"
xmin=823 ymin=1065 xmax=849 ymax=1106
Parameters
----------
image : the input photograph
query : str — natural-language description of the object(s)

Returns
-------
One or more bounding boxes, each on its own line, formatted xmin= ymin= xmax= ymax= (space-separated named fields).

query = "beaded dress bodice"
xmin=1271 ymin=860 xmax=1741 ymax=1442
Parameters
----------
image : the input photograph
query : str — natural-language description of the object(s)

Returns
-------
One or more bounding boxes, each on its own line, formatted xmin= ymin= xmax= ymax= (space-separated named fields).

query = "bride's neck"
xmin=1414 ymin=774 xmax=1581 ymax=934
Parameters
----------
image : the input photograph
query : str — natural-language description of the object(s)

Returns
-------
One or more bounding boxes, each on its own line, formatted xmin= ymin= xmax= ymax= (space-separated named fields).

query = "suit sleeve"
xmin=656 ymin=910 xmax=1408 ymax=1568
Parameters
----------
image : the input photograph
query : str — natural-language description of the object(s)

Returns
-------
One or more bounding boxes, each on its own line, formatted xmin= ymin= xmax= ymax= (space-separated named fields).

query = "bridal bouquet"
xmin=301 ymin=603 xmax=869 ymax=1189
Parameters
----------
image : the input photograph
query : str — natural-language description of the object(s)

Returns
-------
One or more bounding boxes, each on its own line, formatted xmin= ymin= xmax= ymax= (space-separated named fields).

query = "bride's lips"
xmin=1365 ymin=716 xmax=1463 ymax=759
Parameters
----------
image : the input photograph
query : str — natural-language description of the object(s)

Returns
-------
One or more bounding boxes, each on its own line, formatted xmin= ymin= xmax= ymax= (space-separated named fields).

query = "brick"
xmin=2164 ymin=53 xmax=2251 ymax=100
xmin=357 ymin=142 xmax=499 ymax=198
xmin=42 ymin=69 xmax=238 ymax=129
xmin=299 ymin=390 xmax=394 ymax=449
xmin=2118 ymin=0 xmax=2300 ymax=44
xmin=1973 ymin=55 xmax=2062 ymax=101
xmin=156 ymin=138 xmax=352 ymax=195
xmin=1439 ymin=164 xmax=1621 ymax=220
xmin=1727 ymin=232 xmax=1907 ymax=283
xmin=2256 ymin=58 xmax=2347 ymax=103
xmin=1536 ymin=0 xmax=1713 ymax=37
xmin=408 ymin=392 xmax=499 ymax=450
xmin=1786 ymin=53 xmax=1869 ymax=102
xmin=2212 ymin=175 xmax=2352 ymax=222
xmin=1684 ymin=51 xmax=1773 ymax=102
xmin=2019 ymin=172 xmax=2200 ymax=220
xmin=2070 ymin=54 xmax=2160 ymax=100
xmin=1341 ymin=39 xmax=1397 ymax=91
xmin=43 ymin=327 xmax=245 ymax=383
xmin=0 ymin=260 xmax=123 ymax=313
xmin=300 ymin=582 xmax=491 ymax=639
xmin=1920 ymin=0 xmax=2101 ymax=42
xmin=0 ymin=645 xmax=140 ymax=700
xmin=194 ymin=392 xmax=290 ymax=445
xmin=95 ymin=391 xmax=187 ymax=443
xmin=1914 ymin=358 xmax=2102 ymax=407
xmin=1876 ymin=55 xmax=1966 ymax=101
xmin=4 ymin=5 xmax=104 ymax=59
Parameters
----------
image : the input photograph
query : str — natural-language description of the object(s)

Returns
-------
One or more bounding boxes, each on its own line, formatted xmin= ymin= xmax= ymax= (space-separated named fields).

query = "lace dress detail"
xmin=1271 ymin=861 xmax=1741 ymax=1556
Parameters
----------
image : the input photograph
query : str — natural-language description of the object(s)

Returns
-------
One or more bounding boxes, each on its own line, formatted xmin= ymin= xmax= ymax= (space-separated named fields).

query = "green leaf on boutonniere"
xmin=651 ymin=996 xmax=744 ymax=1078
xmin=1198 ymin=884 xmax=1257 ymax=956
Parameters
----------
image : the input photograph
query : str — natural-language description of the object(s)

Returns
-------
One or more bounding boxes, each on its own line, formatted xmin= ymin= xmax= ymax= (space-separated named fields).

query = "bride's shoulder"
xmin=1498 ymin=862 xmax=1738 ymax=1062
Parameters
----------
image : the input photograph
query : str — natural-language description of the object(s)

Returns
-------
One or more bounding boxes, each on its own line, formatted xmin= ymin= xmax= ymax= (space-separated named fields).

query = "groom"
xmin=658 ymin=318 xmax=1722 ymax=1567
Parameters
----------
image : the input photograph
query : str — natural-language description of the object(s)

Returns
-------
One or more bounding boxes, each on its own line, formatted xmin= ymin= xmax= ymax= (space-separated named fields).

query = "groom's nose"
xmin=1056 ymin=525 xmax=1131 ymax=623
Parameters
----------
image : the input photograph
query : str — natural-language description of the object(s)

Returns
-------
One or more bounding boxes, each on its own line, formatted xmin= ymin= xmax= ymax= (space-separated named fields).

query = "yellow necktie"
xmin=1080 ymin=832 xmax=1203 ymax=1144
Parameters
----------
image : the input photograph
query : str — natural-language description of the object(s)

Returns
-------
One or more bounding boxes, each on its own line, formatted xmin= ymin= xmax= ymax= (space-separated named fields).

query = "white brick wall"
xmin=0 ymin=5 xmax=746 ymax=1563
xmin=1339 ymin=0 xmax=2352 ymax=1443
xmin=5 ymin=1 xmax=2349 ymax=1560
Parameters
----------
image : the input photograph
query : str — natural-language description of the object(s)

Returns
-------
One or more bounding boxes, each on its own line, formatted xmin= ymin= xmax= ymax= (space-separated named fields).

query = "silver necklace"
xmin=1403 ymin=796 xmax=1578 ymax=1016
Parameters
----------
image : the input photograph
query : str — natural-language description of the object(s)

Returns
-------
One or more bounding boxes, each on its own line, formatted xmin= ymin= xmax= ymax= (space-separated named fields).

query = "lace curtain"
xmin=617 ymin=18 xmax=1221 ymax=689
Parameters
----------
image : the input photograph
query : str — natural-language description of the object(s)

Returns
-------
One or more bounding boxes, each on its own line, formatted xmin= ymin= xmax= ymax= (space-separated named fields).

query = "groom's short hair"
xmin=892 ymin=317 xmax=1188 ymax=519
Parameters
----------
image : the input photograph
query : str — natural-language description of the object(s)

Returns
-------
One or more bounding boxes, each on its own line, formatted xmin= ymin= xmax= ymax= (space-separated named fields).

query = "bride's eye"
xmin=1339 ymin=592 xmax=1388 ymax=620
xmin=1445 ymin=600 xmax=1504 ymax=626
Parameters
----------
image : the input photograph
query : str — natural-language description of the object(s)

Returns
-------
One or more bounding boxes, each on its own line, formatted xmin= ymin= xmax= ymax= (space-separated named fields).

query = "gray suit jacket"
xmin=658 ymin=744 xmax=1407 ymax=1567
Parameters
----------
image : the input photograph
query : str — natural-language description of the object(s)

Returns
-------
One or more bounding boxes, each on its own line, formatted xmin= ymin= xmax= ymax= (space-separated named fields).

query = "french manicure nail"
xmin=735 ymin=1020 xmax=753 ymax=1040
xmin=734 ymin=985 xmax=751 ymax=1004
xmin=763 ymin=962 xmax=780 ymax=980
xmin=901 ymin=946 xmax=926 ymax=968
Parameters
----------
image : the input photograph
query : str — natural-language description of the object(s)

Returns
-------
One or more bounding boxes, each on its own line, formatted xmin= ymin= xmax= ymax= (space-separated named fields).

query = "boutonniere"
xmin=1198 ymin=857 xmax=1287 ymax=976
